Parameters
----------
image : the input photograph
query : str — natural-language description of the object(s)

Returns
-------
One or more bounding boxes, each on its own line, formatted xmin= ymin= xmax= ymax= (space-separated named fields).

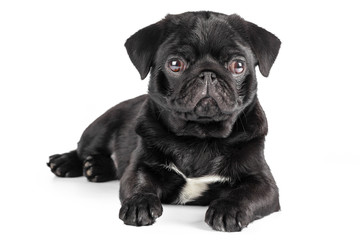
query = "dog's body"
xmin=48 ymin=11 xmax=281 ymax=232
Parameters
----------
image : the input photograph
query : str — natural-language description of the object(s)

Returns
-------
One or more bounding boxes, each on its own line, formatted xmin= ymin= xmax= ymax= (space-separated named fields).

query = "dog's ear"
xmin=228 ymin=15 xmax=281 ymax=77
xmin=125 ymin=19 xmax=167 ymax=80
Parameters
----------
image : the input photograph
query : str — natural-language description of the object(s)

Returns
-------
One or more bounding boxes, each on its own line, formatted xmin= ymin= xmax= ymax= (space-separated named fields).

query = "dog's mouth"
xmin=175 ymin=111 xmax=231 ymax=123
xmin=194 ymin=97 xmax=219 ymax=117
xmin=174 ymin=97 xmax=232 ymax=122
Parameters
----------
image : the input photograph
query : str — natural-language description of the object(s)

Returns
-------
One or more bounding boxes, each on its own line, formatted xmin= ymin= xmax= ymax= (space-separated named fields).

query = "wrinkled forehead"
xmin=160 ymin=15 xmax=254 ymax=62
xmin=192 ymin=15 xmax=237 ymax=47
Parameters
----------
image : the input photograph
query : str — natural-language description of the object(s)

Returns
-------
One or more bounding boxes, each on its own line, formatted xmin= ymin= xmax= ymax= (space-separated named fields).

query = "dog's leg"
xmin=204 ymin=171 xmax=279 ymax=232
xmin=204 ymin=138 xmax=280 ymax=232
xmin=82 ymin=154 xmax=118 ymax=182
xmin=118 ymin=150 xmax=163 ymax=226
xmin=47 ymin=150 xmax=83 ymax=177
xmin=48 ymin=151 xmax=118 ymax=182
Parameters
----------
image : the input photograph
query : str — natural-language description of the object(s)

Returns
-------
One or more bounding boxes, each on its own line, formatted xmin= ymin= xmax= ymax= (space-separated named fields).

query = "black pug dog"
xmin=48 ymin=11 xmax=281 ymax=232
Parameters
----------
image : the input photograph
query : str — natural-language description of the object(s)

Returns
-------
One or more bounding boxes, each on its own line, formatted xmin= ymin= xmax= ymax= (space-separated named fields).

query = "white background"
xmin=1 ymin=0 xmax=359 ymax=239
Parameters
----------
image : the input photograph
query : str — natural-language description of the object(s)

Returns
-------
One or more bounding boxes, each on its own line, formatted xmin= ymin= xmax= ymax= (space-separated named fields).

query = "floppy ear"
xmin=125 ymin=20 xmax=167 ymax=80
xmin=228 ymin=15 xmax=281 ymax=77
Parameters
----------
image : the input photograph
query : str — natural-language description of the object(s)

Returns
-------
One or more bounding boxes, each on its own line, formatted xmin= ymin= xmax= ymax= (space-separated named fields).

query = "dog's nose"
xmin=198 ymin=71 xmax=217 ymax=83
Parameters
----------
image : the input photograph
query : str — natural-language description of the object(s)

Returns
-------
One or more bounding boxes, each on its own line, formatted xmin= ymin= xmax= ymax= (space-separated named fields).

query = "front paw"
xmin=205 ymin=199 xmax=249 ymax=232
xmin=119 ymin=193 xmax=163 ymax=226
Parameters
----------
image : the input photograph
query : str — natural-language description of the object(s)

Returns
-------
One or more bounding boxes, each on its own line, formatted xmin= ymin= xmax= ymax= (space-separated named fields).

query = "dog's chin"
xmin=169 ymin=112 xmax=238 ymax=139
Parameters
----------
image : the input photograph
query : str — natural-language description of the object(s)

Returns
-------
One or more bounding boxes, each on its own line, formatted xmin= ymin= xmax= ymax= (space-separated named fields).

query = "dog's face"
xmin=125 ymin=12 xmax=280 ymax=138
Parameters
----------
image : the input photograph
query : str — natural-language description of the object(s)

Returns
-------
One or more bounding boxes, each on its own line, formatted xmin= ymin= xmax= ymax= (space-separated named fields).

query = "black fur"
xmin=48 ymin=11 xmax=281 ymax=232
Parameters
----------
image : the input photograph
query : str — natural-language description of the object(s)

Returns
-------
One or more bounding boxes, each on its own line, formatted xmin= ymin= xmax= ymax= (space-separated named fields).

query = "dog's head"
xmin=125 ymin=12 xmax=280 ymax=138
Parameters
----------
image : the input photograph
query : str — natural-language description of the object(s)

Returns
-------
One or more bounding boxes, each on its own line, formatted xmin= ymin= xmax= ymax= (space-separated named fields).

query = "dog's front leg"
xmin=119 ymin=149 xmax=163 ymax=226
xmin=205 ymin=168 xmax=280 ymax=232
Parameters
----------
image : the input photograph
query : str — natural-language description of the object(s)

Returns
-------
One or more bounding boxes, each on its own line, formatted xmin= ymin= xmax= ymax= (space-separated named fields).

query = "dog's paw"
xmin=47 ymin=151 xmax=82 ymax=177
xmin=205 ymin=199 xmax=249 ymax=232
xmin=83 ymin=156 xmax=117 ymax=182
xmin=119 ymin=193 xmax=163 ymax=226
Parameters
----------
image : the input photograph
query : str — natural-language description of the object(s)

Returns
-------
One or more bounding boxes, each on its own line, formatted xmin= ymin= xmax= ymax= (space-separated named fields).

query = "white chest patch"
xmin=164 ymin=163 xmax=231 ymax=204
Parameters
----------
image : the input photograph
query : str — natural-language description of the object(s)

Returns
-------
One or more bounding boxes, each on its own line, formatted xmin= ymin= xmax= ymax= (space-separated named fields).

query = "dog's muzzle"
xmin=172 ymin=70 xmax=237 ymax=122
xmin=194 ymin=71 xmax=220 ymax=118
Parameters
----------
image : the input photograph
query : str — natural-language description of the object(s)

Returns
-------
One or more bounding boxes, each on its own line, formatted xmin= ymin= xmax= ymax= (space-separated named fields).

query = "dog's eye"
xmin=228 ymin=60 xmax=245 ymax=74
xmin=168 ymin=59 xmax=185 ymax=73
